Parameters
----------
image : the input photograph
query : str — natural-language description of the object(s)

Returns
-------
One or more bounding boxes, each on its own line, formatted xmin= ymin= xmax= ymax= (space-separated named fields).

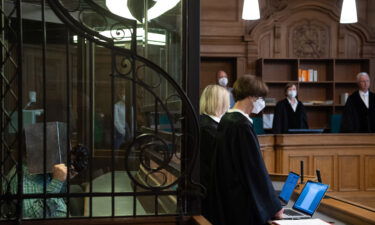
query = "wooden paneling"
xmin=317 ymin=193 xmax=375 ymax=225
xmin=259 ymin=135 xmax=275 ymax=173
xmin=288 ymin=156 xmax=309 ymax=175
xmin=200 ymin=58 xmax=235 ymax=94
xmin=200 ymin=0 xmax=375 ymax=91
xmin=365 ymin=156 xmax=375 ymax=191
xmin=314 ymin=155 xmax=335 ymax=190
xmin=339 ymin=156 xmax=361 ymax=191
xmin=262 ymin=147 xmax=275 ymax=173
xmin=201 ymin=0 xmax=239 ymax=22
xmin=259 ymin=134 xmax=375 ymax=191
xmin=259 ymin=33 xmax=273 ymax=58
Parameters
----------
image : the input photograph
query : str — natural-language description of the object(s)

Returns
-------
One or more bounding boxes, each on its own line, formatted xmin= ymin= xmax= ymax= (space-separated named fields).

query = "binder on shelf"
xmin=301 ymin=70 xmax=308 ymax=82
xmin=313 ymin=70 xmax=318 ymax=82
xmin=308 ymin=69 xmax=314 ymax=82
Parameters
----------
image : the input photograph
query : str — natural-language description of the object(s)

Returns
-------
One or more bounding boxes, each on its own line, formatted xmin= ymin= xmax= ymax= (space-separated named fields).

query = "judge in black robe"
xmin=272 ymin=84 xmax=308 ymax=134
xmin=209 ymin=75 xmax=282 ymax=225
xmin=341 ymin=72 xmax=375 ymax=132
xmin=199 ymin=85 xmax=230 ymax=220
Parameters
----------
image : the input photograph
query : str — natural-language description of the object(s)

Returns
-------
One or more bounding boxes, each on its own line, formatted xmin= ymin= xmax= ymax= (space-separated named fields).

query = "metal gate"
xmin=1 ymin=0 xmax=200 ymax=221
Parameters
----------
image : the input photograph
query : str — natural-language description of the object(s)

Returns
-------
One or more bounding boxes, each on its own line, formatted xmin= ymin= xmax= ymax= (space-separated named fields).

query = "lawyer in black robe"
xmin=272 ymin=98 xmax=309 ymax=134
xmin=199 ymin=114 xmax=219 ymax=217
xmin=199 ymin=84 xmax=230 ymax=221
xmin=341 ymin=90 xmax=375 ymax=132
xmin=209 ymin=75 xmax=282 ymax=225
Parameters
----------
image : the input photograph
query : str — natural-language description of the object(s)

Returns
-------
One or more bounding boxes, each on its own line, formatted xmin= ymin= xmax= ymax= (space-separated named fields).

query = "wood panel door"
xmin=200 ymin=57 xmax=236 ymax=94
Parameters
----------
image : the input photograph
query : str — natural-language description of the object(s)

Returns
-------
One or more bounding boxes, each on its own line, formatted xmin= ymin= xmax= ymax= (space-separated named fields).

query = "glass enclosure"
xmin=1 ymin=0 xmax=198 ymax=220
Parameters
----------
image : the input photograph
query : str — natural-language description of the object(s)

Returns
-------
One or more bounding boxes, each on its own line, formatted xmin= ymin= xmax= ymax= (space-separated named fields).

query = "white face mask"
xmin=218 ymin=77 xmax=228 ymax=87
xmin=287 ymin=90 xmax=297 ymax=98
xmin=252 ymin=98 xmax=266 ymax=114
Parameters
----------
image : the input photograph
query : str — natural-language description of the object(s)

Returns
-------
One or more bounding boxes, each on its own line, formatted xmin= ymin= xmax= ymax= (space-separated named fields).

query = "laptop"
xmin=278 ymin=172 xmax=300 ymax=206
xmin=282 ymin=181 xmax=329 ymax=220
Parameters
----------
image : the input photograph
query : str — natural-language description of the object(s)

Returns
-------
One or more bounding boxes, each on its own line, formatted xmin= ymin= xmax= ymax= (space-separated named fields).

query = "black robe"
xmin=341 ymin=91 xmax=375 ymax=133
xmin=272 ymin=98 xmax=308 ymax=134
xmin=209 ymin=112 xmax=281 ymax=225
xmin=199 ymin=114 xmax=219 ymax=218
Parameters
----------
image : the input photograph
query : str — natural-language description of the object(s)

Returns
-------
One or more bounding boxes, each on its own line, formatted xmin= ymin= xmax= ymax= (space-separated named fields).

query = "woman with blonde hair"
xmin=199 ymin=84 xmax=229 ymax=220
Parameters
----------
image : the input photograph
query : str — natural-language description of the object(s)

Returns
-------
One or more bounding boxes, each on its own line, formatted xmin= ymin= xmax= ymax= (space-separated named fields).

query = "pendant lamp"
xmin=242 ymin=0 xmax=260 ymax=20
xmin=340 ymin=0 xmax=358 ymax=24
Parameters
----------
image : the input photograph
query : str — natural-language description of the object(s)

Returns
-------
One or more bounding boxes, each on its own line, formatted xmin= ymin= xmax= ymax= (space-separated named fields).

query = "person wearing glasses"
xmin=209 ymin=75 xmax=283 ymax=225
xmin=341 ymin=72 xmax=375 ymax=133
xmin=272 ymin=83 xmax=308 ymax=134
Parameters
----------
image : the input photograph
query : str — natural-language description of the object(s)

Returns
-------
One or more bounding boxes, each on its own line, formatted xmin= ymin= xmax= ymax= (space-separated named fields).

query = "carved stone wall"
xmin=200 ymin=0 xmax=375 ymax=89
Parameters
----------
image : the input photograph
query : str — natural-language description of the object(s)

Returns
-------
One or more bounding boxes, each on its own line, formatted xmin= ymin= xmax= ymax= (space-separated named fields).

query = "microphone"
xmin=300 ymin=161 xmax=304 ymax=184
xmin=316 ymin=169 xmax=322 ymax=183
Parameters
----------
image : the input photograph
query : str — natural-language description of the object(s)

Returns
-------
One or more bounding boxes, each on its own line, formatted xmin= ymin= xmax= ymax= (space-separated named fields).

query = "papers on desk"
xmin=263 ymin=113 xmax=274 ymax=129
xmin=272 ymin=218 xmax=331 ymax=225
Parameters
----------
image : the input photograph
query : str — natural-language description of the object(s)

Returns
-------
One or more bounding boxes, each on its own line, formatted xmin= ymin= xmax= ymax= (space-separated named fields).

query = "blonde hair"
xmin=200 ymin=85 xmax=230 ymax=117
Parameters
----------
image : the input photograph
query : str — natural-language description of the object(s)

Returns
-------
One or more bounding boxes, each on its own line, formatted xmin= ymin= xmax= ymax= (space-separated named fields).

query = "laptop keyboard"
xmin=283 ymin=209 xmax=304 ymax=217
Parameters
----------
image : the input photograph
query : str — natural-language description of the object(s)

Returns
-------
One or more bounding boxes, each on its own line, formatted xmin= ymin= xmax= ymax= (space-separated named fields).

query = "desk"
xmin=259 ymin=134 xmax=375 ymax=192
xmin=272 ymin=175 xmax=375 ymax=225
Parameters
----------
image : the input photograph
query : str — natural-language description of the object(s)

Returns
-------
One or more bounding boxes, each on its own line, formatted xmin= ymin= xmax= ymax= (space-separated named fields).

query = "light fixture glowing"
xmin=106 ymin=0 xmax=180 ymax=22
xmin=147 ymin=0 xmax=180 ymax=21
xmin=340 ymin=0 xmax=357 ymax=24
xmin=242 ymin=0 xmax=260 ymax=20
xmin=106 ymin=0 xmax=138 ymax=22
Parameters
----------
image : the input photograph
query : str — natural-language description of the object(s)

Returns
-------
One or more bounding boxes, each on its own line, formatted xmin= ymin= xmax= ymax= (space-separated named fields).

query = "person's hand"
xmin=69 ymin=165 xmax=78 ymax=179
xmin=274 ymin=208 xmax=284 ymax=219
xmin=52 ymin=164 xmax=67 ymax=182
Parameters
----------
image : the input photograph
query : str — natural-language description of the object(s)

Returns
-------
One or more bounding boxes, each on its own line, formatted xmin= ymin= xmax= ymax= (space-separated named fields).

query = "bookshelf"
xmin=257 ymin=58 xmax=370 ymax=129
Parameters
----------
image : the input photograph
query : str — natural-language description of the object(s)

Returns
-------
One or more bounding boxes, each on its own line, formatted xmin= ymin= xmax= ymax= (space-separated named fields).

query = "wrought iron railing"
xmin=0 ymin=0 xmax=200 ymax=221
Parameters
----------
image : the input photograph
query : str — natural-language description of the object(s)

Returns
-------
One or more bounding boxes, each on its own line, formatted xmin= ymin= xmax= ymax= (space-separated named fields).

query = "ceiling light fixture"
xmin=106 ymin=0 xmax=180 ymax=22
xmin=340 ymin=0 xmax=358 ymax=24
xmin=242 ymin=0 xmax=260 ymax=20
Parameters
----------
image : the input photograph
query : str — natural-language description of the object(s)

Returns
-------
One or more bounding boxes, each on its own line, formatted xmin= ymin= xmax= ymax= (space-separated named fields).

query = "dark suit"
xmin=272 ymin=98 xmax=309 ymax=134
xmin=199 ymin=114 xmax=219 ymax=220
xmin=341 ymin=91 xmax=375 ymax=133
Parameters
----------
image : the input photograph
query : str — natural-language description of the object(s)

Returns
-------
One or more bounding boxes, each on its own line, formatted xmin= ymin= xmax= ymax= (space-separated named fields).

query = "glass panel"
xmin=1 ymin=0 xmax=186 ymax=220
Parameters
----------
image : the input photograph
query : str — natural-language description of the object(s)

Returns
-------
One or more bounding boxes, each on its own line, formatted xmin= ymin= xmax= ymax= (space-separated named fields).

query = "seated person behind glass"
xmin=272 ymin=83 xmax=308 ymax=134
xmin=5 ymin=123 xmax=87 ymax=218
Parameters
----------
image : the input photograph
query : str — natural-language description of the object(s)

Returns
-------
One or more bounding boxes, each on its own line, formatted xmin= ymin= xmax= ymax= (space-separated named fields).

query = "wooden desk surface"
xmin=289 ymin=181 xmax=375 ymax=225
xmin=258 ymin=134 xmax=375 ymax=192
xmin=319 ymin=194 xmax=375 ymax=225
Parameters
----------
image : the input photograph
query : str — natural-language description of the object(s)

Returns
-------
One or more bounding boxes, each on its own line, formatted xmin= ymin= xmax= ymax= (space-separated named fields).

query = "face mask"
xmin=218 ymin=77 xmax=228 ymax=87
xmin=287 ymin=90 xmax=297 ymax=98
xmin=252 ymin=98 xmax=265 ymax=114
xmin=121 ymin=95 xmax=126 ymax=101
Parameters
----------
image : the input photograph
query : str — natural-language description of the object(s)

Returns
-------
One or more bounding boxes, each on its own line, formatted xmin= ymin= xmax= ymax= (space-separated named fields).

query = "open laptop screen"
xmin=279 ymin=172 xmax=300 ymax=203
xmin=293 ymin=181 xmax=329 ymax=216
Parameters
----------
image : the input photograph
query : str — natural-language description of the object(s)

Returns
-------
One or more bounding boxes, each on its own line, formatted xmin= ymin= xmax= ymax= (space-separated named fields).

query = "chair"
xmin=252 ymin=117 xmax=265 ymax=135
xmin=330 ymin=114 xmax=342 ymax=133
